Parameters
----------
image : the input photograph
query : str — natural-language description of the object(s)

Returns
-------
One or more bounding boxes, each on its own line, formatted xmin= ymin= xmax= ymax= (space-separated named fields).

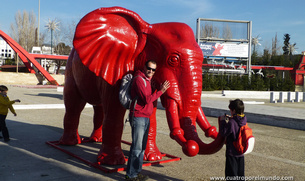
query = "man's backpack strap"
xmin=130 ymin=75 xmax=147 ymax=115
xmin=133 ymin=75 xmax=146 ymax=87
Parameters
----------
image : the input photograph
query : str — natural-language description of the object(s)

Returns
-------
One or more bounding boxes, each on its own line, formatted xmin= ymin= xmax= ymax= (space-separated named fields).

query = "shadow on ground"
xmin=0 ymin=119 xmax=181 ymax=181
xmin=24 ymin=93 xmax=63 ymax=100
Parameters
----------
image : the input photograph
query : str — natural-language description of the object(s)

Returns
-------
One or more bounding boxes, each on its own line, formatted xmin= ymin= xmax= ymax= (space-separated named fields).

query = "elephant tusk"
xmin=195 ymin=109 xmax=225 ymax=154
xmin=196 ymin=107 xmax=218 ymax=139
xmin=197 ymin=134 xmax=225 ymax=154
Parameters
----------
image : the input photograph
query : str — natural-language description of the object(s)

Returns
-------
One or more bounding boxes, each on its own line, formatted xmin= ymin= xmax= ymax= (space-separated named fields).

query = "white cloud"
xmin=290 ymin=20 xmax=305 ymax=26
xmin=168 ymin=0 xmax=214 ymax=16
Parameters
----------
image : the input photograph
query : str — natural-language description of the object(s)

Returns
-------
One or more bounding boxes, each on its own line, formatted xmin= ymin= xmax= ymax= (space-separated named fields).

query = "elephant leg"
xmin=144 ymin=107 xmax=163 ymax=161
xmin=97 ymin=92 xmax=126 ymax=165
xmin=89 ymin=105 xmax=104 ymax=142
xmin=59 ymin=75 xmax=86 ymax=145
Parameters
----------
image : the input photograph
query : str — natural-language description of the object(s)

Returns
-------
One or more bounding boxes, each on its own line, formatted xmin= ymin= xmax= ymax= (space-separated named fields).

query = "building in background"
xmin=0 ymin=39 xmax=14 ymax=65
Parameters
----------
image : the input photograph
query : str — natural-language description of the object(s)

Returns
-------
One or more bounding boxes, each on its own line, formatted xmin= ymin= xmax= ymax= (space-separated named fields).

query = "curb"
xmin=202 ymin=106 xmax=305 ymax=131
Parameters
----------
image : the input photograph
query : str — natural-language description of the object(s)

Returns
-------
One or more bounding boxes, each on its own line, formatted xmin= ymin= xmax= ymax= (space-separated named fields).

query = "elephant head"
xmin=73 ymin=7 xmax=225 ymax=157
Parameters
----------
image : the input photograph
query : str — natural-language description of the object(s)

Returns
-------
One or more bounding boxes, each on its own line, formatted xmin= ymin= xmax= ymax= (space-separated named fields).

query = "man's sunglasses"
xmin=146 ymin=66 xmax=156 ymax=72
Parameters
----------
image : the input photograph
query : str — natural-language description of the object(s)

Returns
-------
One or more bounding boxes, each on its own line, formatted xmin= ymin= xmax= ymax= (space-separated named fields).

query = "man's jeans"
xmin=126 ymin=117 xmax=150 ymax=178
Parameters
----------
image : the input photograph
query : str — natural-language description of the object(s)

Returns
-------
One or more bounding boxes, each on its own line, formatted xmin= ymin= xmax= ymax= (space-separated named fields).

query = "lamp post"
xmin=45 ymin=19 xmax=60 ymax=54
xmin=38 ymin=0 xmax=40 ymax=46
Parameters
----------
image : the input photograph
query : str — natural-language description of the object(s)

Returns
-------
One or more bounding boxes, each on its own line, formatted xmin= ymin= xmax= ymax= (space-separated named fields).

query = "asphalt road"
xmin=0 ymin=85 xmax=304 ymax=181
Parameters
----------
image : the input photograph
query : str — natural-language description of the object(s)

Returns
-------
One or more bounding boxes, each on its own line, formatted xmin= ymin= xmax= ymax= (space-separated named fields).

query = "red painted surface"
xmin=0 ymin=30 xmax=58 ymax=85
xmin=30 ymin=54 xmax=68 ymax=60
xmin=203 ymin=58 xmax=305 ymax=86
xmin=291 ymin=54 xmax=305 ymax=85
xmin=46 ymin=140 xmax=181 ymax=173
xmin=202 ymin=64 xmax=294 ymax=71
xmin=0 ymin=32 xmax=34 ymax=73
xmin=59 ymin=6 xmax=225 ymax=165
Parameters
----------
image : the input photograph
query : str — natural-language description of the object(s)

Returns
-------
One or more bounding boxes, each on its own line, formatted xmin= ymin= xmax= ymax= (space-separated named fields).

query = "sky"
xmin=1 ymin=0 xmax=305 ymax=55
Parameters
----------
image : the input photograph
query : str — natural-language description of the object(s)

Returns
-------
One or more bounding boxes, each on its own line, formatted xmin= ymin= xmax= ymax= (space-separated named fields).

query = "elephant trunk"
xmin=165 ymin=103 xmax=225 ymax=156
xmin=163 ymin=68 xmax=225 ymax=156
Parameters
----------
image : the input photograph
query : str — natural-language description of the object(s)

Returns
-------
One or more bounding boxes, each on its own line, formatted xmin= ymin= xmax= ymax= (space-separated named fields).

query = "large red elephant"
xmin=59 ymin=6 xmax=225 ymax=165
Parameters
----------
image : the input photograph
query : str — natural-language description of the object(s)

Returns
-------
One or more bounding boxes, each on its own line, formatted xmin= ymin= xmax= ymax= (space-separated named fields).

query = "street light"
xmin=45 ymin=18 xmax=60 ymax=54
xmin=38 ymin=0 xmax=40 ymax=46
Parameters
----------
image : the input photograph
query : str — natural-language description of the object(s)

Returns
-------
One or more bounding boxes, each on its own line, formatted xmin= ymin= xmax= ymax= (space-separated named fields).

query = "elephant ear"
xmin=73 ymin=7 xmax=150 ymax=85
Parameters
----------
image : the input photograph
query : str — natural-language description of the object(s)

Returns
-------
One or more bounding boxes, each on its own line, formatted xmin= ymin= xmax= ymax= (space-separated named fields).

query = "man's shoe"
xmin=0 ymin=136 xmax=3 ymax=139
xmin=137 ymin=174 xmax=149 ymax=181
xmin=125 ymin=175 xmax=139 ymax=181
xmin=4 ymin=138 xmax=10 ymax=142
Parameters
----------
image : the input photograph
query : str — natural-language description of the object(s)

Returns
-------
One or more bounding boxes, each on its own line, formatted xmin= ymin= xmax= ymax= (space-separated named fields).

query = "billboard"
xmin=199 ymin=42 xmax=249 ymax=58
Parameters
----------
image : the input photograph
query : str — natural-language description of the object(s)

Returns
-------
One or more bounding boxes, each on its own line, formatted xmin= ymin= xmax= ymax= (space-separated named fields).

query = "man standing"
xmin=125 ymin=60 xmax=170 ymax=181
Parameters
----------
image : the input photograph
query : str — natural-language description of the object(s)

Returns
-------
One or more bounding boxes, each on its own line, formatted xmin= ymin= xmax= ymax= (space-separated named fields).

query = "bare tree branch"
xmin=10 ymin=10 xmax=37 ymax=52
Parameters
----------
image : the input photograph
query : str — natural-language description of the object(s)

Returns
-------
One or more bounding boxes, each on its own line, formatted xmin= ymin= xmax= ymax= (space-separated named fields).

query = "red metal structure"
xmin=203 ymin=53 xmax=305 ymax=86
xmin=202 ymin=64 xmax=294 ymax=71
xmin=46 ymin=140 xmax=181 ymax=173
xmin=30 ymin=53 xmax=68 ymax=61
xmin=0 ymin=30 xmax=69 ymax=85
xmin=291 ymin=53 xmax=305 ymax=85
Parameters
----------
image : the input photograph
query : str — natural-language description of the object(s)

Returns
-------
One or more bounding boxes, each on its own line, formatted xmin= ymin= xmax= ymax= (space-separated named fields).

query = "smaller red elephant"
xmin=59 ymin=6 xmax=225 ymax=165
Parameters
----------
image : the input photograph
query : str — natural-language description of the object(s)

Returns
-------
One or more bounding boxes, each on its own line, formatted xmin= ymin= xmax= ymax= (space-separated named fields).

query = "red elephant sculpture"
xmin=59 ymin=6 xmax=225 ymax=165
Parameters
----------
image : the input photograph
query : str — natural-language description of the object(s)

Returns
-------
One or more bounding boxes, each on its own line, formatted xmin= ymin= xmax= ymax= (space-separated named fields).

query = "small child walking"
xmin=0 ymin=85 xmax=20 ymax=142
xmin=219 ymin=99 xmax=247 ymax=181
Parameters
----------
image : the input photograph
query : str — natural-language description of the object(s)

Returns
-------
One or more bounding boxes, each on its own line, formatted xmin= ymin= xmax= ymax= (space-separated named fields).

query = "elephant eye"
xmin=167 ymin=53 xmax=180 ymax=67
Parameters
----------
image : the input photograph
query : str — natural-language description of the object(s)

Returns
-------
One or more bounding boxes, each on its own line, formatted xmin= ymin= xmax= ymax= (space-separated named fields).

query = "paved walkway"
xmin=0 ymin=85 xmax=304 ymax=181
xmin=201 ymin=95 xmax=305 ymax=131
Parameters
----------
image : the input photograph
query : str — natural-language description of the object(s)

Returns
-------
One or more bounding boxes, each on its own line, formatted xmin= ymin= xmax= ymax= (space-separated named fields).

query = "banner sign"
xmin=199 ymin=42 xmax=249 ymax=58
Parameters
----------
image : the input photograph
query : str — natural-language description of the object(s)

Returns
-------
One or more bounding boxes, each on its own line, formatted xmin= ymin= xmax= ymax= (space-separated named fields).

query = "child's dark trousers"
xmin=225 ymin=155 xmax=245 ymax=181
xmin=0 ymin=114 xmax=9 ymax=140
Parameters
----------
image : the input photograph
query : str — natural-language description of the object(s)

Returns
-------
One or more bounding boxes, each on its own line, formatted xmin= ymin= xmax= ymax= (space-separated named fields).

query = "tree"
xmin=202 ymin=74 xmax=213 ymax=90
xmin=44 ymin=19 xmax=76 ymax=51
xmin=262 ymin=49 xmax=271 ymax=65
xmin=53 ymin=42 xmax=71 ymax=74
xmin=61 ymin=20 xmax=76 ymax=46
xmin=201 ymin=22 xmax=233 ymax=40
xmin=282 ymin=33 xmax=290 ymax=55
xmin=54 ymin=42 xmax=71 ymax=55
xmin=10 ymin=10 xmax=37 ymax=52
xmin=251 ymin=51 xmax=259 ymax=65
xmin=201 ymin=23 xmax=220 ymax=39
xmin=230 ymin=75 xmax=243 ymax=90
xmin=282 ymin=33 xmax=296 ymax=55
xmin=272 ymin=33 xmax=280 ymax=56
xmin=222 ymin=24 xmax=232 ymax=40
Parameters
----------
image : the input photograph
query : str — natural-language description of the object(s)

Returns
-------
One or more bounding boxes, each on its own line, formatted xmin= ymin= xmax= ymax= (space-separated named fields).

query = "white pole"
xmin=38 ymin=0 xmax=40 ymax=46
xmin=16 ymin=53 xmax=19 ymax=73
xmin=247 ymin=21 xmax=252 ymax=77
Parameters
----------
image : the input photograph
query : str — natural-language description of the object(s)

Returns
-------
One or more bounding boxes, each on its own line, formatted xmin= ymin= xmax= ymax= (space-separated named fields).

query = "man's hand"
xmin=14 ymin=99 xmax=21 ymax=103
xmin=160 ymin=80 xmax=170 ymax=93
